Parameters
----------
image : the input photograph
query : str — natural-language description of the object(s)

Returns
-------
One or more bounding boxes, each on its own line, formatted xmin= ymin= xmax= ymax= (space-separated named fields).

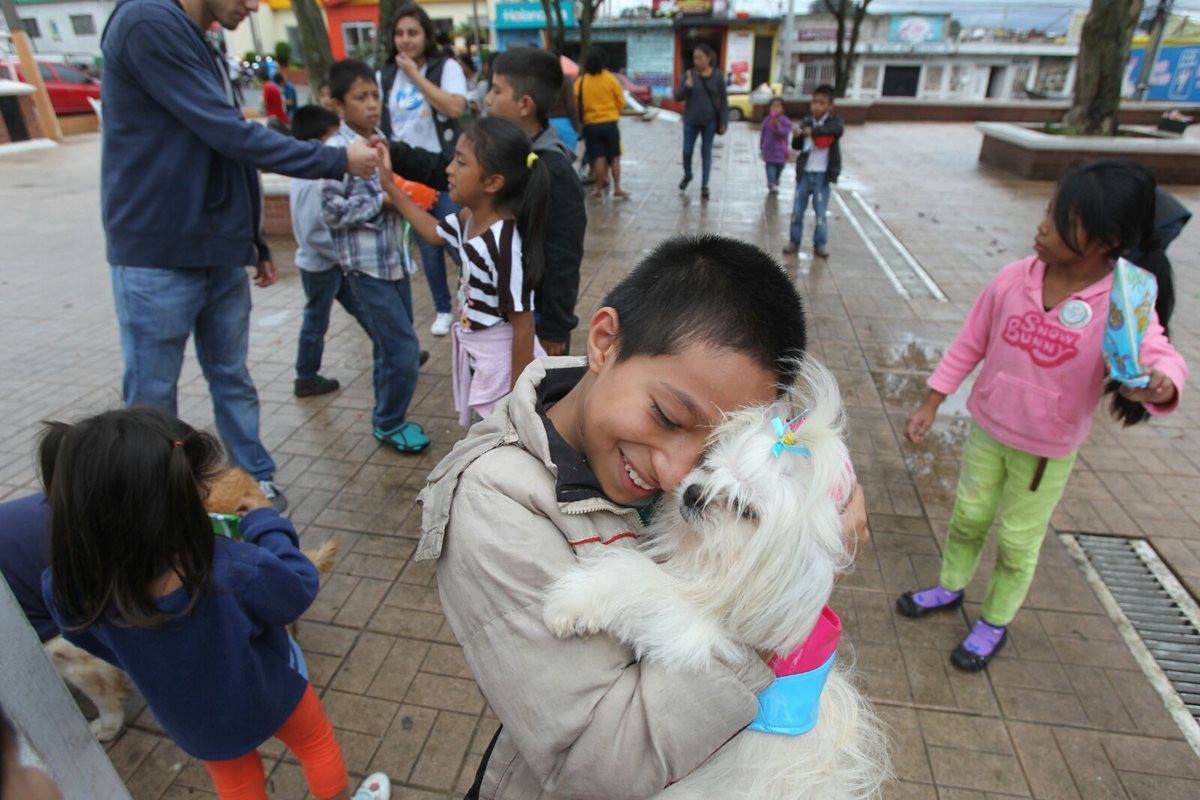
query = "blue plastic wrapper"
xmin=1102 ymin=258 xmax=1157 ymax=389
xmin=747 ymin=653 xmax=836 ymax=736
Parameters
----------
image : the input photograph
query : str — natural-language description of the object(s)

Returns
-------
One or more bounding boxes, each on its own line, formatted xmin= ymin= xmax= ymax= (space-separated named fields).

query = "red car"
xmin=11 ymin=61 xmax=101 ymax=115
xmin=614 ymin=71 xmax=653 ymax=107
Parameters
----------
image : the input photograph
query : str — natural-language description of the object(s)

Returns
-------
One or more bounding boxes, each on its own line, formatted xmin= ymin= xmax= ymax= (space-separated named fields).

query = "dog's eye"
xmin=736 ymin=503 xmax=758 ymax=523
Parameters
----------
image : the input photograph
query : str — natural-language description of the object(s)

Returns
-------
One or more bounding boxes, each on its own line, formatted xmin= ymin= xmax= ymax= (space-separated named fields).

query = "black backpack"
xmin=379 ymin=55 xmax=461 ymax=160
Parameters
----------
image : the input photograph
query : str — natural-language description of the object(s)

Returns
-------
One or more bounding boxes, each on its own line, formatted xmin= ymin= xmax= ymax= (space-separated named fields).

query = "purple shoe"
xmin=951 ymin=619 xmax=1008 ymax=671
xmin=896 ymin=585 xmax=964 ymax=619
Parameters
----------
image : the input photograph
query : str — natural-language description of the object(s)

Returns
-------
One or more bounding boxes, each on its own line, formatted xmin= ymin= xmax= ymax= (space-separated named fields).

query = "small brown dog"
xmin=47 ymin=467 xmax=337 ymax=740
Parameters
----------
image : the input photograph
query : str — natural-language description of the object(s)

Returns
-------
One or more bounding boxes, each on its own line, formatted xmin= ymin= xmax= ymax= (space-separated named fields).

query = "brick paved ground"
xmin=2 ymin=117 xmax=1199 ymax=798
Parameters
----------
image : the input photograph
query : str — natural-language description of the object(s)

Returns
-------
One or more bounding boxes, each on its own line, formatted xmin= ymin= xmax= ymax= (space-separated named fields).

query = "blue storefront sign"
xmin=495 ymin=2 xmax=576 ymax=30
xmin=1126 ymin=44 xmax=1200 ymax=103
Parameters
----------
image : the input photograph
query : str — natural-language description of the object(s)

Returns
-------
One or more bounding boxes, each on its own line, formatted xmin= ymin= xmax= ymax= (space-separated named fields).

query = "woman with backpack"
xmin=379 ymin=2 xmax=467 ymax=338
xmin=675 ymin=43 xmax=728 ymax=200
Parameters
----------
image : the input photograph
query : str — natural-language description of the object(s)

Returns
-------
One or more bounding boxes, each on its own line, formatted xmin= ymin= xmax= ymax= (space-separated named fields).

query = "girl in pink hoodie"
xmin=895 ymin=160 xmax=1187 ymax=670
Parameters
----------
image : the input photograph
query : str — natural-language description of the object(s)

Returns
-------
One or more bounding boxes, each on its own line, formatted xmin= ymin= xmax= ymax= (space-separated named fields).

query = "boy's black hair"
xmin=1053 ymin=159 xmax=1171 ymax=427
xmin=813 ymin=84 xmax=836 ymax=101
xmin=491 ymin=47 xmax=564 ymax=124
xmin=41 ymin=407 xmax=224 ymax=631
xmin=291 ymin=104 xmax=340 ymax=141
xmin=272 ymin=72 xmax=285 ymax=86
xmin=460 ymin=117 xmax=550 ymax=288
xmin=602 ymin=235 xmax=807 ymax=386
xmin=328 ymin=59 xmax=375 ymax=101
xmin=385 ymin=2 xmax=439 ymax=63
xmin=582 ymin=46 xmax=608 ymax=75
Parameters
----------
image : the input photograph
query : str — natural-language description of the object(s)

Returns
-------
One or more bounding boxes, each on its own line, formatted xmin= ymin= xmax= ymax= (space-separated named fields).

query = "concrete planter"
xmin=977 ymin=121 xmax=1200 ymax=183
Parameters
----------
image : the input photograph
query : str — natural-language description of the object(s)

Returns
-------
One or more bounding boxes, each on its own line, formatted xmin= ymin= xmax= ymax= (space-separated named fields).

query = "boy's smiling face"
xmin=550 ymin=309 xmax=778 ymax=507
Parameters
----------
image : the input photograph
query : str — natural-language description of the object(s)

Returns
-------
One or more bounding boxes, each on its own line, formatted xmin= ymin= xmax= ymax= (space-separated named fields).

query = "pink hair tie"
xmin=173 ymin=441 xmax=184 ymax=447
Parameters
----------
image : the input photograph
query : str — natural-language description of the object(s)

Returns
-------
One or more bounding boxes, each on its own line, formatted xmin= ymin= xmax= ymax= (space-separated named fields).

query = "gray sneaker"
xmin=814 ymin=246 xmax=831 ymax=258
xmin=782 ymin=242 xmax=800 ymax=256
xmin=257 ymin=480 xmax=288 ymax=514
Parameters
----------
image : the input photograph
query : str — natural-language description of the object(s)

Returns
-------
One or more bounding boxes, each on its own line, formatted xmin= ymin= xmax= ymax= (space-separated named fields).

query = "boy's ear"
xmin=516 ymin=93 xmax=537 ymax=120
xmin=587 ymin=307 xmax=621 ymax=374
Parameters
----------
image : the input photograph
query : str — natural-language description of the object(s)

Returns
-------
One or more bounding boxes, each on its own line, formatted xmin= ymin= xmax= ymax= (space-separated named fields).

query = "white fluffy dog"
xmin=542 ymin=357 xmax=890 ymax=799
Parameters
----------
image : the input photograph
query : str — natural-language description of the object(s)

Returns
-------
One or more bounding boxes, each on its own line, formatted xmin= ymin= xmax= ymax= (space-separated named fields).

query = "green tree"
xmin=292 ymin=0 xmax=334 ymax=84
xmin=1066 ymin=0 xmax=1144 ymax=135
xmin=820 ymin=0 xmax=874 ymax=98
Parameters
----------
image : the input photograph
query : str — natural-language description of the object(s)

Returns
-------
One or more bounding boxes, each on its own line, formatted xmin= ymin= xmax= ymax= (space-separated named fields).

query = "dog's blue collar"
xmin=747 ymin=653 xmax=835 ymax=736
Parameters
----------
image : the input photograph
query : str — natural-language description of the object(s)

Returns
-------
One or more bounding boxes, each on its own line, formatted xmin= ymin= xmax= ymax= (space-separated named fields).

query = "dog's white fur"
xmin=543 ymin=357 xmax=890 ymax=799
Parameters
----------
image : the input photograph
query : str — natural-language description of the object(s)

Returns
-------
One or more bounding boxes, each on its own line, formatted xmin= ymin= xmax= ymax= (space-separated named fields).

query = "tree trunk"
xmin=823 ymin=0 xmax=872 ymax=98
xmin=1066 ymin=0 xmax=1144 ymax=135
xmin=540 ymin=0 xmax=567 ymax=54
xmin=378 ymin=0 xmax=401 ymax=65
xmin=292 ymin=0 xmax=334 ymax=86
xmin=579 ymin=0 xmax=602 ymax=54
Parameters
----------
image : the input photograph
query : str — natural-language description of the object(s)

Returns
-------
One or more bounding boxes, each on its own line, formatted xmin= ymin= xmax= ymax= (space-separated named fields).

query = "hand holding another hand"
xmin=346 ymin=138 xmax=380 ymax=177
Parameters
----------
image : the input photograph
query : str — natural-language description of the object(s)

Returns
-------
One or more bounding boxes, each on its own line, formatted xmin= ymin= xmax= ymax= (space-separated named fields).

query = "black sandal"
xmin=896 ymin=588 xmax=964 ymax=619
xmin=950 ymin=620 xmax=1008 ymax=671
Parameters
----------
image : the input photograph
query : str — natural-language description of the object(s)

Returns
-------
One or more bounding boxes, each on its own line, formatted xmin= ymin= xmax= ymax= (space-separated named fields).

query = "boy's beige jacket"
xmin=417 ymin=357 xmax=773 ymax=799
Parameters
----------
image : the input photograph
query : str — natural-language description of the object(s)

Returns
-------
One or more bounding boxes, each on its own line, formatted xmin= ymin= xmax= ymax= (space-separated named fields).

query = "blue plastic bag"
xmin=1102 ymin=258 xmax=1157 ymax=389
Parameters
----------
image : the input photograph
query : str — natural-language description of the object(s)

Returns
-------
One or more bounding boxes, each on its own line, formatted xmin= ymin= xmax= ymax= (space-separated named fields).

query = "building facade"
xmin=787 ymin=12 xmax=1077 ymax=102
xmin=8 ymin=0 xmax=116 ymax=64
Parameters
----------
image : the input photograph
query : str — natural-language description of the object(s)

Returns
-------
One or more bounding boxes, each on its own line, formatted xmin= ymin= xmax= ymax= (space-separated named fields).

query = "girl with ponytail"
xmin=40 ymin=407 xmax=386 ymax=800
xmin=896 ymin=159 xmax=1187 ymax=672
xmin=383 ymin=115 xmax=552 ymax=425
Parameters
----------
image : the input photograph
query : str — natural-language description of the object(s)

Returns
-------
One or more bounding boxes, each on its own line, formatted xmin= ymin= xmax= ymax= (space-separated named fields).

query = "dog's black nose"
xmin=682 ymin=484 xmax=704 ymax=509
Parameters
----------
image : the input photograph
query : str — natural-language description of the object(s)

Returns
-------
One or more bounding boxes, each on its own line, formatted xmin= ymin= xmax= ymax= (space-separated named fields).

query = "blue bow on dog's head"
xmin=771 ymin=412 xmax=812 ymax=459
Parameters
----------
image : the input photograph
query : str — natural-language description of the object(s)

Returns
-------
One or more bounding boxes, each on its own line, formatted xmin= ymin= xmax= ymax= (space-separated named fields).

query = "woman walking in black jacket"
xmin=674 ymin=44 xmax=728 ymax=199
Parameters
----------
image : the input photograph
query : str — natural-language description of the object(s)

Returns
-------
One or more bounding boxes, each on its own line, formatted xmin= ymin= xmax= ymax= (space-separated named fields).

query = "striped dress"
xmin=435 ymin=213 xmax=536 ymax=330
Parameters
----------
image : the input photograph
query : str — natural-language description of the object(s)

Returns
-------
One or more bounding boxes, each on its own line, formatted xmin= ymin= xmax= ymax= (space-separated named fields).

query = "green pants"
xmin=939 ymin=423 xmax=1077 ymax=626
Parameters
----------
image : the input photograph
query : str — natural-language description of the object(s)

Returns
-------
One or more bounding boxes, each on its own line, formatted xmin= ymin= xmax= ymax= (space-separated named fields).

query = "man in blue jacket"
xmin=102 ymin=0 xmax=381 ymax=512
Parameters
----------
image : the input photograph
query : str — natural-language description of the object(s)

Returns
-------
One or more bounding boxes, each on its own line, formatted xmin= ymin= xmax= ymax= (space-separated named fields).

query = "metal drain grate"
xmin=1062 ymin=533 xmax=1200 ymax=753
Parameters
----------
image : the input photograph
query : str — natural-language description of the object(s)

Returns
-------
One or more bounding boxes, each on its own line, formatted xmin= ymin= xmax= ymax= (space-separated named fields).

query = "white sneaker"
xmin=257 ymin=480 xmax=288 ymax=514
xmin=430 ymin=312 xmax=453 ymax=336
xmin=352 ymin=772 xmax=391 ymax=800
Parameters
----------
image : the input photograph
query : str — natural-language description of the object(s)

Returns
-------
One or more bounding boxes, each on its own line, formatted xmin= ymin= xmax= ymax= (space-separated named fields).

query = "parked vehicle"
xmin=9 ymin=60 xmax=101 ymax=115
xmin=614 ymin=71 xmax=653 ymax=107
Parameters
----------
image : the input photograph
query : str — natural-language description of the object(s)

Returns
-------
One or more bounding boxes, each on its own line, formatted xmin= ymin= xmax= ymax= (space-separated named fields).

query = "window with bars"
xmin=70 ymin=15 xmax=96 ymax=36
xmin=21 ymin=18 xmax=40 ymax=38
xmin=923 ymin=65 xmax=944 ymax=93
xmin=860 ymin=64 xmax=880 ymax=91
xmin=800 ymin=61 xmax=835 ymax=95
xmin=949 ymin=64 xmax=967 ymax=92
xmin=1011 ymin=63 xmax=1032 ymax=95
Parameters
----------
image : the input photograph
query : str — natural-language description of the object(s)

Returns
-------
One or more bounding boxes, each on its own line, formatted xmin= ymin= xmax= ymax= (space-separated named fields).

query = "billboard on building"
xmin=652 ymin=0 xmax=714 ymax=17
xmin=1126 ymin=43 xmax=1200 ymax=102
xmin=888 ymin=16 xmax=945 ymax=44
xmin=725 ymin=29 xmax=754 ymax=92
xmin=495 ymin=2 xmax=576 ymax=30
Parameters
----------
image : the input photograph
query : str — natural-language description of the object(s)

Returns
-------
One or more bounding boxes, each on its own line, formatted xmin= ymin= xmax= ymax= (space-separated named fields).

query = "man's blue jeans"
xmin=110 ymin=265 xmax=275 ymax=480
xmin=789 ymin=170 xmax=831 ymax=248
xmin=296 ymin=267 xmax=368 ymax=381
xmin=348 ymin=272 xmax=421 ymax=432
xmin=414 ymin=191 xmax=461 ymax=315
xmin=682 ymin=121 xmax=717 ymax=188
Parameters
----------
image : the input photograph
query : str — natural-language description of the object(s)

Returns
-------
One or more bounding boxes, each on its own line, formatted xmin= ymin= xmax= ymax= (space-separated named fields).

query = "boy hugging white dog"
xmin=544 ymin=358 xmax=889 ymax=800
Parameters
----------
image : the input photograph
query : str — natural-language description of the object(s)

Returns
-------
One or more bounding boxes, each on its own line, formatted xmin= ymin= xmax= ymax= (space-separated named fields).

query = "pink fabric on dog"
xmin=769 ymin=605 xmax=842 ymax=677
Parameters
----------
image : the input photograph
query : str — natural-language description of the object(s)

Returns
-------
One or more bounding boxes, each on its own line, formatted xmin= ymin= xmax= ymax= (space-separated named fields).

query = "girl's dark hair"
xmin=602 ymin=235 xmax=808 ymax=388
xmin=582 ymin=46 xmax=608 ymax=75
xmin=41 ymin=407 xmax=223 ymax=631
xmin=461 ymin=117 xmax=550 ymax=288
xmin=1053 ymin=160 xmax=1172 ymax=426
xmin=386 ymin=3 xmax=438 ymax=63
